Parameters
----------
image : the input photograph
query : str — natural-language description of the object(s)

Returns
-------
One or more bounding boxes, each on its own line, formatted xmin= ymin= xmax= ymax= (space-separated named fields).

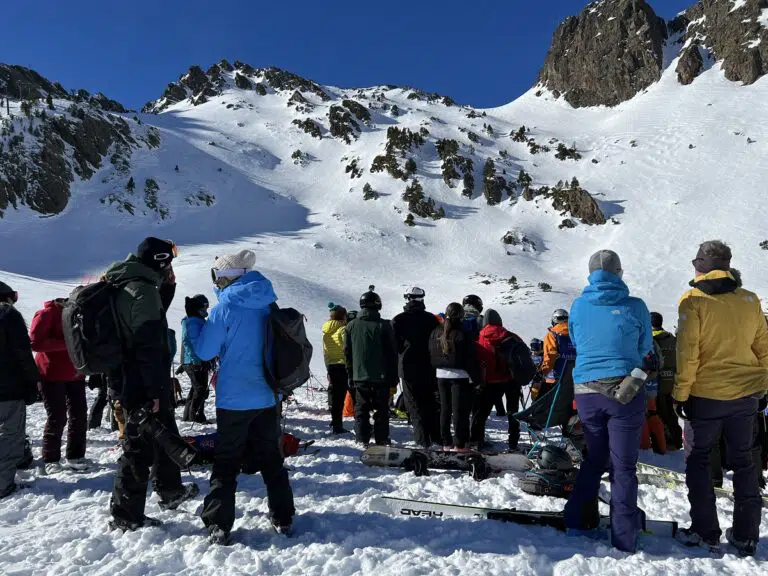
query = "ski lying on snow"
xmin=370 ymin=496 xmax=677 ymax=537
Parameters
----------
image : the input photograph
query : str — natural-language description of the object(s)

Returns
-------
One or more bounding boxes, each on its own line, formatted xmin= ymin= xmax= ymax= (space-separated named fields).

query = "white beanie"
xmin=212 ymin=249 xmax=256 ymax=280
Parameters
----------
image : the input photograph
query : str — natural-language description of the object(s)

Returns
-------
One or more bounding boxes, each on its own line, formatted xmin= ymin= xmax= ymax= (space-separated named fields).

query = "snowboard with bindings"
xmin=361 ymin=445 xmax=533 ymax=480
xmin=370 ymin=496 xmax=677 ymax=537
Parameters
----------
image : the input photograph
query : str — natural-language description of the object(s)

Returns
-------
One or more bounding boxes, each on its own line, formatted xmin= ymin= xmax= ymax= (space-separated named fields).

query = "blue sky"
xmin=1 ymin=0 xmax=692 ymax=110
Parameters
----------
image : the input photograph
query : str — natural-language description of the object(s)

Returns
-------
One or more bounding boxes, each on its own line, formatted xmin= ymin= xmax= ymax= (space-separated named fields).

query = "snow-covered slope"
xmin=1 ymin=43 xmax=768 ymax=575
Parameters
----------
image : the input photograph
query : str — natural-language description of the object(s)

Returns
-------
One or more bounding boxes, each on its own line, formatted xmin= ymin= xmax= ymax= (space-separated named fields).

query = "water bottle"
xmin=613 ymin=368 xmax=647 ymax=404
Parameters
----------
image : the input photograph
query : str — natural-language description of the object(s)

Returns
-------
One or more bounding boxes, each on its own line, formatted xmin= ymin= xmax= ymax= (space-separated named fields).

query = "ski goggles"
xmin=153 ymin=240 xmax=179 ymax=262
xmin=210 ymin=268 xmax=249 ymax=283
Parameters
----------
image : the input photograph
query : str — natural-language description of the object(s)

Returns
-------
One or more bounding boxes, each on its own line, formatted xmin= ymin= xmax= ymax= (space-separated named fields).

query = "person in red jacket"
xmin=30 ymin=299 xmax=89 ymax=473
xmin=471 ymin=310 xmax=525 ymax=451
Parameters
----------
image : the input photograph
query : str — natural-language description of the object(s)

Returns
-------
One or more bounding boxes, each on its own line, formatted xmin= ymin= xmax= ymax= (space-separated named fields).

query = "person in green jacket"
xmin=107 ymin=237 xmax=197 ymax=532
xmin=344 ymin=286 xmax=398 ymax=446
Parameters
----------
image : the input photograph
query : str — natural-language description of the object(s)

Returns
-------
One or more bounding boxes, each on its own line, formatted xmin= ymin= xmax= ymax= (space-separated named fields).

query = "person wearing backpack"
xmin=471 ymin=310 xmax=532 ymax=451
xmin=30 ymin=298 xmax=89 ymax=473
xmin=105 ymin=237 xmax=198 ymax=532
xmin=430 ymin=303 xmax=484 ymax=451
xmin=536 ymin=309 xmax=577 ymax=399
xmin=344 ymin=286 xmax=398 ymax=447
xmin=181 ymin=295 xmax=211 ymax=424
xmin=0 ymin=282 xmax=40 ymax=499
xmin=392 ymin=287 xmax=441 ymax=448
xmin=185 ymin=249 xmax=295 ymax=545
xmin=323 ymin=303 xmax=350 ymax=434
xmin=651 ymin=312 xmax=683 ymax=450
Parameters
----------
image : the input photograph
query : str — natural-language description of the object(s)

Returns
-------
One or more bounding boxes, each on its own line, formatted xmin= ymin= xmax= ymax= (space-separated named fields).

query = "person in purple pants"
xmin=563 ymin=250 xmax=652 ymax=553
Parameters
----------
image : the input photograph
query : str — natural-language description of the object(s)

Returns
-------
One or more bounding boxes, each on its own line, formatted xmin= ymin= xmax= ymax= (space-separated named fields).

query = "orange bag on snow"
xmin=343 ymin=391 xmax=354 ymax=417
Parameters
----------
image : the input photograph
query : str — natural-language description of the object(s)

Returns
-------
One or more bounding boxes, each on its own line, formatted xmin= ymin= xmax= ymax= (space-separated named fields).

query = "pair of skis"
xmin=370 ymin=496 xmax=678 ymax=538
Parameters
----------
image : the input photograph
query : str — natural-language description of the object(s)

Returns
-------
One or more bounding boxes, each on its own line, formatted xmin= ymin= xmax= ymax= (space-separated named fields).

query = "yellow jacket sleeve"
xmin=673 ymin=295 xmax=700 ymax=402
xmin=540 ymin=330 xmax=558 ymax=376
xmin=751 ymin=307 xmax=768 ymax=371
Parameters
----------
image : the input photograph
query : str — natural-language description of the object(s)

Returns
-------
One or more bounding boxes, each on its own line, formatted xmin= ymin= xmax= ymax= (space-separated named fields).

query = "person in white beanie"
xmin=186 ymin=249 xmax=295 ymax=545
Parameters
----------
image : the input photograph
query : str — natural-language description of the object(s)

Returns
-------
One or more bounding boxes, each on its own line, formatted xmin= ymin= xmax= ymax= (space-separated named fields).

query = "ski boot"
xmin=403 ymin=452 xmax=430 ymax=477
xmin=158 ymin=482 xmax=200 ymax=511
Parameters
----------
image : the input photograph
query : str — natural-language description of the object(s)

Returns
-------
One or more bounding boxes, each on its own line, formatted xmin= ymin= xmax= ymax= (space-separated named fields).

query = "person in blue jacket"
xmin=185 ymin=249 xmax=295 ymax=545
xmin=563 ymin=250 xmax=652 ymax=553
xmin=181 ymin=295 xmax=211 ymax=423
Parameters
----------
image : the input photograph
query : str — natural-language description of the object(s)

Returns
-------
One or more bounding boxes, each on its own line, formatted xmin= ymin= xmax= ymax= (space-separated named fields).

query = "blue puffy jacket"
xmin=569 ymin=270 xmax=652 ymax=385
xmin=186 ymin=271 xmax=277 ymax=410
xmin=180 ymin=317 xmax=204 ymax=365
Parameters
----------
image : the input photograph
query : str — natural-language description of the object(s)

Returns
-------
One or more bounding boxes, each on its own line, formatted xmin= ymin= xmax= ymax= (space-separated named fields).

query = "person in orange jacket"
xmin=640 ymin=341 xmax=666 ymax=454
xmin=534 ymin=309 xmax=577 ymax=400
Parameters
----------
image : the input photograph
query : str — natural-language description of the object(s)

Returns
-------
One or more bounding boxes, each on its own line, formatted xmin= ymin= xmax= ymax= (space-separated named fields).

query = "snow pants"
xmin=182 ymin=365 xmax=209 ymax=423
xmin=564 ymin=392 xmax=645 ymax=553
xmin=0 ymin=400 xmax=25 ymax=496
xmin=201 ymin=406 xmax=295 ymax=533
xmin=111 ymin=395 xmax=184 ymax=524
xmin=41 ymin=380 xmax=87 ymax=463
xmin=438 ymin=378 xmax=473 ymax=449
xmin=402 ymin=375 xmax=440 ymax=447
xmin=656 ymin=384 xmax=683 ymax=449
xmin=326 ymin=364 xmax=349 ymax=432
xmin=470 ymin=381 xmax=521 ymax=449
xmin=686 ymin=395 xmax=760 ymax=542
xmin=353 ymin=382 xmax=391 ymax=445
xmin=88 ymin=379 xmax=109 ymax=430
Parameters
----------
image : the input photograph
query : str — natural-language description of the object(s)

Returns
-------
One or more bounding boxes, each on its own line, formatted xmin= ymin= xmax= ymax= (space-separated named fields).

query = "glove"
xmin=673 ymin=400 xmax=689 ymax=421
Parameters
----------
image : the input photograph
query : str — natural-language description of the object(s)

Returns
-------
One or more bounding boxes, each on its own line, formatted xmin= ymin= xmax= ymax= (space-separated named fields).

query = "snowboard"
xmin=361 ymin=445 xmax=533 ymax=479
xmin=370 ymin=496 xmax=677 ymax=538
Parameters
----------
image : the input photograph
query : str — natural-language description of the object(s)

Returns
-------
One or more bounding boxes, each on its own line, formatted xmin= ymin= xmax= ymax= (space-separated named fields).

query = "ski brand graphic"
xmin=400 ymin=509 xmax=445 ymax=518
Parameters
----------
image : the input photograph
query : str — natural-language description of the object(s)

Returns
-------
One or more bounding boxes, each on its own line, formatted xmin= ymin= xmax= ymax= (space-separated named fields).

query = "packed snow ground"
xmin=2 ymin=51 xmax=768 ymax=573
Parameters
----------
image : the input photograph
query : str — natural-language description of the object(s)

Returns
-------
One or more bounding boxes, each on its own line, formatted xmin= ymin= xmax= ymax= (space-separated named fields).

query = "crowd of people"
xmin=0 ymin=237 xmax=766 ymax=555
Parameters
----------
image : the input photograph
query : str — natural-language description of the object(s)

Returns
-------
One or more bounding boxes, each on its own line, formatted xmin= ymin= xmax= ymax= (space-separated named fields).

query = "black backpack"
xmin=263 ymin=303 xmax=312 ymax=394
xmin=62 ymin=281 xmax=123 ymax=376
xmin=497 ymin=334 xmax=536 ymax=386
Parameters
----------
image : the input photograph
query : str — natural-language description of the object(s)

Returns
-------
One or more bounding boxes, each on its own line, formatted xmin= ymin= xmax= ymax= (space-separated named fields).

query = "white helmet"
xmin=404 ymin=286 xmax=426 ymax=301
xmin=551 ymin=309 xmax=569 ymax=326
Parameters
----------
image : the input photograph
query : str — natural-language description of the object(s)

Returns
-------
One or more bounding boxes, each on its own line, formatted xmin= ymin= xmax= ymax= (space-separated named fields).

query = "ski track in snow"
xmin=1 ymin=62 xmax=768 ymax=573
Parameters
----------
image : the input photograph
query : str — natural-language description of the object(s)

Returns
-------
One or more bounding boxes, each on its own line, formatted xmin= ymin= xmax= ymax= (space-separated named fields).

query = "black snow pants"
xmin=111 ymin=392 xmax=184 ymax=524
xmin=182 ymin=365 xmax=209 ymax=423
xmin=402 ymin=376 xmax=440 ymax=447
xmin=438 ymin=378 xmax=473 ymax=449
xmin=326 ymin=364 xmax=349 ymax=432
xmin=353 ymin=382 xmax=391 ymax=445
xmin=201 ymin=406 xmax=295 ymax=533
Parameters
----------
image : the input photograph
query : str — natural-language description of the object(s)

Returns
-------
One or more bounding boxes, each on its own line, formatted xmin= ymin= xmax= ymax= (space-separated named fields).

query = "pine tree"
xmin=46 ymin=94 xmax=54 ymax=110
xmin=404 ymin=213 xmax=415 ymax=226
xmin=126 ymin=176 xmax=135 ymax=193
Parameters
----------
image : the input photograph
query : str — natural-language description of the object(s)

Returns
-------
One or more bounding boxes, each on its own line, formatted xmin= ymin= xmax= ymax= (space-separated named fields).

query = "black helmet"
xmin=538 ymin=445 xmax=574 ymax=471
xmin=462 ymin=294 xmax=483 ymax=313
xmin=360 ymin=285 xmax=382 ymax=310
xmin=530 ymin=338 xmax=544 ymax=354
xmin=185 ymin=294 xmax=210 ymax=318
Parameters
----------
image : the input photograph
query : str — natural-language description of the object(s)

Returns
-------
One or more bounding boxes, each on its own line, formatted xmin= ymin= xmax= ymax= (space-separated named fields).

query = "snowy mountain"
xmin=1 ymin=0 xmax=768 ymax=573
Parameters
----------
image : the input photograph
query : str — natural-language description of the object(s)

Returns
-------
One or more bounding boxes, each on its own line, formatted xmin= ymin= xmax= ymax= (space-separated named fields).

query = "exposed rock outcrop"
xmin=537 ymin=0 xmax=667 ymax=107
xmin=676 ymin=44 xmax=704 ymax=85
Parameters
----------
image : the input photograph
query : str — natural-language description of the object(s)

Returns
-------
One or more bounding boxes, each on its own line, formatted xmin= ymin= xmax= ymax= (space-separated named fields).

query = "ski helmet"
xmin=359 ymin=285 xmax=382 ymax=310
xmin=347 ymin=310 xmax=359 ymax=321
xmin=404 ymin=286 xmax=426 ymax=301
xmin=529 ymin=338 xmax=544 ymax=354
xmin=551 ymin=309 xmax=569 ymax=326
xmin=185 ymin=294 xmax=210 ymax=318
xmin=462 ymin=294 xmax=483 ymax=313
xmin=538 ymin=445 xmax=574 ymax=472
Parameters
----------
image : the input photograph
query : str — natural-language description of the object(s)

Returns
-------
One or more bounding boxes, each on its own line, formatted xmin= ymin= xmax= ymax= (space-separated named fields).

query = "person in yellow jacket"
xmin=323 ymin=303 xmax=351 ymax=434
xmin=672 ymin=240 xmax=768 ymax=556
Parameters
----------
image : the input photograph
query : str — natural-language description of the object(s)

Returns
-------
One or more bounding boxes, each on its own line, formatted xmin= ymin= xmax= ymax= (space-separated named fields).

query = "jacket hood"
xmin=581 ymin=270 xmax=630 ymax=305
xmin=322 ymin=319 xmax=345 ymax=335
xmin=653 ymin=329 xmax=672 ymax=339
xmin=690 ymin=270 xmax=738 ymax=296
xmin=479 ymin=324 xmax=510 ymax=345
xmin=105 ymin=255 xmax=162 ymax=286
xmin=403 ymin=300 xmax=426 ymax=313
xmin=551 ymin=322 xmax=569 ymax=336
xmin=217 ymin=271 xmax=276 ymax=309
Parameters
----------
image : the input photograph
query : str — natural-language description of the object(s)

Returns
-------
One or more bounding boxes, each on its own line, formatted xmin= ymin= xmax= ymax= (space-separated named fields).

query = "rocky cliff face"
xmin=672 ymin=0 xmax=768 ymax=86
xmin=142 ymin=59 xmax=330 ymax=113
xmin=0 ymin=64 xmax=152 ymax=216
xmin=537 ymin=0 xmax=668 ymax=107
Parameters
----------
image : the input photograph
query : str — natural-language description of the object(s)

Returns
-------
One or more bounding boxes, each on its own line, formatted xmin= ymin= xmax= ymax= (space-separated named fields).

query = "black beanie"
xmin=0 ymin=281 xmax=15 ymax=298
xmin=136 ymin=237 xmax=175 ymax=271
xmin=650 ymin=312 xmax=663 ymax=329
